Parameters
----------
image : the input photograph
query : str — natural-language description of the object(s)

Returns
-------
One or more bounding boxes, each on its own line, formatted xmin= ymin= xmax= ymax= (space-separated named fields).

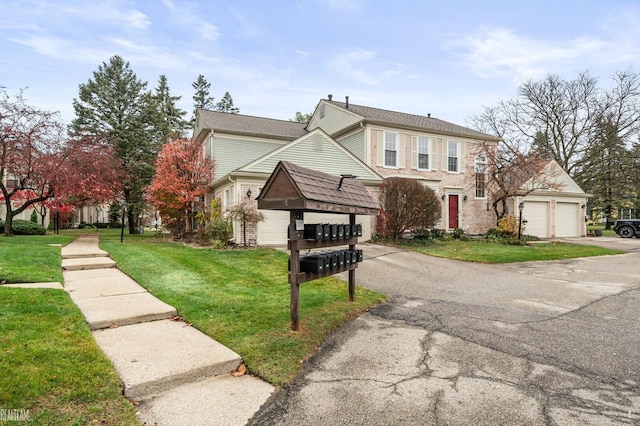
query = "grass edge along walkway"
xmin=100 ymin=235 xmax=386 ymax=387
xmin=0 ymin=287 xmax=138 ymax=425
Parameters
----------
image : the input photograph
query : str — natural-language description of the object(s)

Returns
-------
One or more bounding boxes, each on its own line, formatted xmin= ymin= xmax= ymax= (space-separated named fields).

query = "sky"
xmin=2 ymin=0 xmax=640 ymax=129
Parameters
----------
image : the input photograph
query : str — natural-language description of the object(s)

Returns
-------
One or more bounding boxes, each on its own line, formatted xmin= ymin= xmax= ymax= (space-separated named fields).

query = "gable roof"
xmin=322 ymin=100 xmax=501 ymax=142
xmin=197 ymin=109 xmax=308 ymax=140
xmin=257 ymin=161 xmax=380 ymax=214
xmin=520 ymin=159 xmax=586 ymax=195
xmin=238 ymin=128 xmax=382 ymax=182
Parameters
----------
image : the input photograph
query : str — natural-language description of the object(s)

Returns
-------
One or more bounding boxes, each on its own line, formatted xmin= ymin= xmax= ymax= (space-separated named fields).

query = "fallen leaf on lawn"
xmin=231 ymin=364 xmax=247 ymax=377
xmin=128 ymin=399 xmax=139 ymax=406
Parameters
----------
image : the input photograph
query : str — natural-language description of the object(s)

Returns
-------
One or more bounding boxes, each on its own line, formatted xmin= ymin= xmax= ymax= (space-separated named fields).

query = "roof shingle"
xmin=198 ymin=109 xmax=308 ymax=140
xmin=325 ymin=100 xmax=501 ymax=141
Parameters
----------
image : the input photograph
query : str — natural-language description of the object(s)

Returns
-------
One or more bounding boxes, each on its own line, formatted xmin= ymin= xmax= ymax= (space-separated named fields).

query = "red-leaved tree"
xmin=146 ymin=138 xmax=213 ymax=238
xmin=1 ymin=90 xmax=121 ymax=236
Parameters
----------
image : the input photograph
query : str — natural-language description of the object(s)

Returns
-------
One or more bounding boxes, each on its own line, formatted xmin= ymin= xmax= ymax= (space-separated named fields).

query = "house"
xmin=513 ymin=160 xmax=588 ymax=238
xmin=193 ymin=96 xmax=587 ymax=245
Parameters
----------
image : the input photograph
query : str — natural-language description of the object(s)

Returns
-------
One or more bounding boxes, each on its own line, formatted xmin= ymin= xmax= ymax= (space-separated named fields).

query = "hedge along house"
xmin=193 ymin=109 xmax=383 ymax=246
xmin=193 ymin=96 xmax=589 ymax=244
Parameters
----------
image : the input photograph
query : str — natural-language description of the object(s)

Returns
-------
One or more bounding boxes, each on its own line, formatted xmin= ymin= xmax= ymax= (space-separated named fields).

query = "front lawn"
xmin=0 ymin=234 xmax=75 ymax=283
xmin=403 ymin=239 xmax=624 ymax=263
xmin=100 ymin=233 xmax=386 ymax=386
xmin=0 ymin=287 xmax=138 ymax=425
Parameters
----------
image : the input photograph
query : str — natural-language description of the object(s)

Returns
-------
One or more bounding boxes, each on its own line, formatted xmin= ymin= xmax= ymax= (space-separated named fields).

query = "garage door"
xmin=256 ymin=210 xmax=372 ymax=246
xmin=257 ymin=210 xmax=290 ymax=246
xmin=556 ymin=202 xmax=579 ymax=237
xmin=524 ymin=201 xmax=549 ymax=238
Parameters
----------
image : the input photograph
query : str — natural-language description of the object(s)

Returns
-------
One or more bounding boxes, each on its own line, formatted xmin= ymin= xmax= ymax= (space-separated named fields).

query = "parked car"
xmin=613 ymin=219 xmax=640 ymax=238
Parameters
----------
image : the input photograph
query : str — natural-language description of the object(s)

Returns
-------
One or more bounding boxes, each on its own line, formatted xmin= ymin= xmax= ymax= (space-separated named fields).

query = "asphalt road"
xmin=252 ymin=237 xmax=640 ymax=425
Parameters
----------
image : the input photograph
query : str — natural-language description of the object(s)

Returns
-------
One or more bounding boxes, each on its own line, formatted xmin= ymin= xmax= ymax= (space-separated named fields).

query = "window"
xmin=475 ymin=155 xmax=487 ymax=198
xmin=418 ymin=137 xmax=429 ymax=169
xmin=447 ymin=142 xmax=458 ymax=172
xmin=384 ymin=132 xmax=398 ymax=167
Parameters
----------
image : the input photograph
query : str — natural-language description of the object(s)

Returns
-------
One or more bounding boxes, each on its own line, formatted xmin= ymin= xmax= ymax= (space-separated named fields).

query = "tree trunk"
xmin=128 ymin=210 xmax=136 ymax=234
xmin=3 ymin=211 xmax=14 ymax=237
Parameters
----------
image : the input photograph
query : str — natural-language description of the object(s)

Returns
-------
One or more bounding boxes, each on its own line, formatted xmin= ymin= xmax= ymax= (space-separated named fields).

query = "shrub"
xmin=1 ymin=219 xmax=47 ymax=235
xmin=377 ymin=177 xmax=441 ymax=241
xmin=30 ymin=210 xmax=38 ymax=223
xmin=497 ymin=214 xmax=526 ymax=236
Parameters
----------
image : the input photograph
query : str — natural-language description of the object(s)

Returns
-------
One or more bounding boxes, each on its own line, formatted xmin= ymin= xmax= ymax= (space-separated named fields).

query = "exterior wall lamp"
xmin=441 ymin=194 xmax=446 ymax=200
xmin=246 ymin=189 xmax=252 ymax=199
xmin=463 ymin=195 xmax=468 ymax=201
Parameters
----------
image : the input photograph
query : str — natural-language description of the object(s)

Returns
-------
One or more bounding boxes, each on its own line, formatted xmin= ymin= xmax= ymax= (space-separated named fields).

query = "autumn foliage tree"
xmin=146 ymin=138 xmax=213 ymax=238
xmin=377 ymin=177 xmax=441 ymax=241
xmin=1 ymin=90 xmax=119 ymax=236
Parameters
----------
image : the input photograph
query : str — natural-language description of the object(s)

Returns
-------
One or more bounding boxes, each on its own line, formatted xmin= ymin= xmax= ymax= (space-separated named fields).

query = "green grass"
xmin=100 ymin=233 xmax=386 ymax=386
xmin=0 ymin=234 xmax=75 ymax=283
xmin=0 ymin=288 xmax=138 ymax=425
xmin=403 ymin=239 xmax=624 ymax=263
xmin=587 ymin=225 xmax=617 ymax=237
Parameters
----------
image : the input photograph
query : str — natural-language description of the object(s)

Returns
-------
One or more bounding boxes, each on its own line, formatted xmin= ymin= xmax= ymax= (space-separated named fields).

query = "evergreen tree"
xmin=153 ymin=74 xmax=189 ymax=143
xmin=191 ymin=74 xmax=215 ymax=123
xmin=71 ymin=55 xmax=157 ymax=234
xmin=290 ymin=111 xmax=313 ymax=123
xmin=575 ymin=116 xmax=633 ymax=226
xmin=215 ymin=91 xmax=239 ymax=114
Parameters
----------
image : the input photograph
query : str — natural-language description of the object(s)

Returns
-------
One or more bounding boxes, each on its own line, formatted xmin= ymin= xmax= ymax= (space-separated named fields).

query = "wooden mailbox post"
xmin=257 ymin=161 xmax=380 ymax=331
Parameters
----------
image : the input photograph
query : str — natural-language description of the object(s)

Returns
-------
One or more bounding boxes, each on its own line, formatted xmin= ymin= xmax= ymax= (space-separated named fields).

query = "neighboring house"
xmin=193 ymin=96 xmax=588 ymax=245
xmin=513 ymin=160 xmax=589 ymax=238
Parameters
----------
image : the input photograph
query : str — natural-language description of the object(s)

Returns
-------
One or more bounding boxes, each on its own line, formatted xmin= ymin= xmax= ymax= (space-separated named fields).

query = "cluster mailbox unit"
xmin=257 ymin=161 xmax=380 ymax=331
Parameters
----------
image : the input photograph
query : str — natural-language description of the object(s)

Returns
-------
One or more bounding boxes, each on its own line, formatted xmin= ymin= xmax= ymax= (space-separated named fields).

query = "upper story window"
xmin=384 ymin=132 xmax=398 ymax=167
xmin=447 ymin=141 xmax=458 ymax=172
xmin=475 ymin=155 xmax=487 ymax=198
xmin=417 ymin=136 xmax=429 ymax=170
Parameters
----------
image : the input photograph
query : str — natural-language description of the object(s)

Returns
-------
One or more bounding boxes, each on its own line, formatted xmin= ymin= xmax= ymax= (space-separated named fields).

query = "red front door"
xmin=448 ymin=195 xmax=459 ymax=229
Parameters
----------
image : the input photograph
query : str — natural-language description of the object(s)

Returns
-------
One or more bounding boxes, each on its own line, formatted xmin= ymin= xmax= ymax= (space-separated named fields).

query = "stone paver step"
xmin=73 ymin=292 xmax=177 ymax=330
xmin=136 ymin=374 xmax=274 ymax=426
xmin=93 ymin=319 xmax=243 ymax=398
xmin=62 ymin=257 xmax=116 ymax=271
xmin=64 ymin=269 xmax=147 ymax=300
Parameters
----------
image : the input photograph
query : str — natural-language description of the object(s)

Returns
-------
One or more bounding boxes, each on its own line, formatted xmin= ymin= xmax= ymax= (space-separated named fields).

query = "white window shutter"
xmin=459 ymin=142 xmax=466 ymax=173
xmin=429 ymin=138 xmax=436 ymax=170
xmin=398 ymin=134 xmax=406 ymax=168
xmin=376 ymin=131 xmax=384 ymax=166
xmin=410 ymin=136 xmax=418 ymax=169
xmin=442 ymin=139 xmax=448 ymax=171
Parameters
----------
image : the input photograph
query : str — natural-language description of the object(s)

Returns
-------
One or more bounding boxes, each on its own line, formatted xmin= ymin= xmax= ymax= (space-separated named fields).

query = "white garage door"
xmin=257 ymin=210 xmax=373 ymax=246
xmin=257 ymin=210 xmax=290 ymax=246
xmin=524 ymin=201 xmax=549 ymax=238
xmin=556 ymin=202 xmax=579 ymax=237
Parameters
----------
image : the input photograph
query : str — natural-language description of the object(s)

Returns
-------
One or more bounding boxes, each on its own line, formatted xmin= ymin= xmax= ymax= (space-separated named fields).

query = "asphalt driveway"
xmin=253 ymin=238 xmax=640 ymax=425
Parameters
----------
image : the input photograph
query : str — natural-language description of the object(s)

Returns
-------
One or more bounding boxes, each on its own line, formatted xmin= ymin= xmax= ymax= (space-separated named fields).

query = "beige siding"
xmin=245 ymin=133 xmax=380 ymax=181
xmin=338 ymin=130 xmax=365 ymax=161
xmin=310 ymin=103 xmax=361 ymax=135
xmin=212 ymin=136 xmax=283 ymax=179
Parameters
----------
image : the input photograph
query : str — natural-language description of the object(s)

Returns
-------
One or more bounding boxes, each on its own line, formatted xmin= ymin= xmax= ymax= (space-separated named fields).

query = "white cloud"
xmin=443 ymin=27 xmax=611 ymax=82
xmin=327 ymin=48 xmax=407 ymax=86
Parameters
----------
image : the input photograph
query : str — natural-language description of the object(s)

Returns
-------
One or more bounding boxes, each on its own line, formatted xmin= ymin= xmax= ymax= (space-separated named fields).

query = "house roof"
xmin=257 ymin=161 xmax=380 ymax=214
xmin=323 ymin=100 xmax=501 ymax=142
xmin=197 ymin=109 xmax=308 ymax=140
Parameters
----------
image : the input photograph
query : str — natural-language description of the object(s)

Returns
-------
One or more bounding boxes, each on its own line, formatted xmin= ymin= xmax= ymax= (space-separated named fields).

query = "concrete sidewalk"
xmin=61 ymin=236 xmax=274 ymax=425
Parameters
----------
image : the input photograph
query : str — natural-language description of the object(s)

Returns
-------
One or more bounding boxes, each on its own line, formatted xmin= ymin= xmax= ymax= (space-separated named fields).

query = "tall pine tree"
xmin=191 ymin=74 xmax=215 ymax=123
xmin=215 ymin=91 xmax=239 ymax=114
xmin=71 ymin=55 xmax=157 ymax=234
xmin=153 ymin=74 xmax=189 ymax=143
